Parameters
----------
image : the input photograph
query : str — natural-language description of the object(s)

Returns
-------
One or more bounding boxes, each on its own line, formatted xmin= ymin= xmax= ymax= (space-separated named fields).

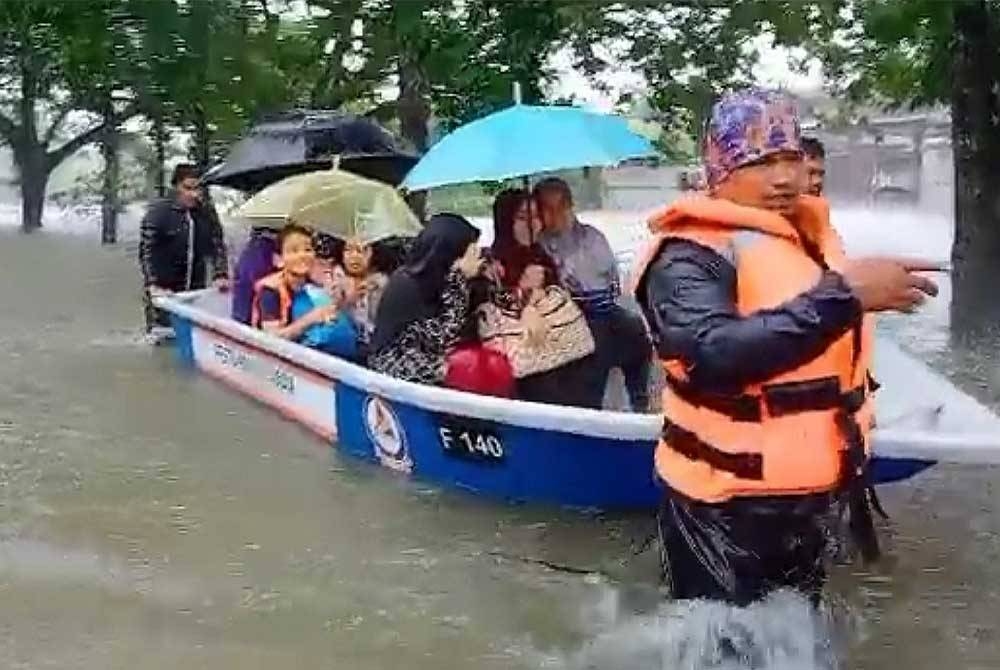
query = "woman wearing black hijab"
xmin=369 ymin=213 xmax=484 ymax=384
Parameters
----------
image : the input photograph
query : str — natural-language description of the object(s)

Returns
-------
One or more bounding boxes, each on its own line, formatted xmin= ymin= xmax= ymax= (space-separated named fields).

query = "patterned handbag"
xmin=477 ymin=286 xmax=596 ymax=379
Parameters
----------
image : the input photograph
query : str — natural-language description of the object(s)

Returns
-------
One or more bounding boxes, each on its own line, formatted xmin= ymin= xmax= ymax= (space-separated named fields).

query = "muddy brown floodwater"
xmin=1 ymin=204 xmax=998 ymax=669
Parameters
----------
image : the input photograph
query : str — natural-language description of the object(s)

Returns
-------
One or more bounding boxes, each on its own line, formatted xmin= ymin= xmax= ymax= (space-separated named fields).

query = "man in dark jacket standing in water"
xmin=139 ymin=164 xmax=230 ymax=332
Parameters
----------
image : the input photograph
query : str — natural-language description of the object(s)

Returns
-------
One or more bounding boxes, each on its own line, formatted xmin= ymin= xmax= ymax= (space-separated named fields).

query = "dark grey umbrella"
xmin=203 ymin=110 xmax=419 ymax=193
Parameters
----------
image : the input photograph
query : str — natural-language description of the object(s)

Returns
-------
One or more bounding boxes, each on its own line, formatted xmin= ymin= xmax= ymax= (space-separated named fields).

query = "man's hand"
xmin=212 ymin=277 xmax=231 ymax=292
xmin=147 ymin=285 xmax=173 ymax=298
xmin=842 ymin=257 xmax=941 ymax=313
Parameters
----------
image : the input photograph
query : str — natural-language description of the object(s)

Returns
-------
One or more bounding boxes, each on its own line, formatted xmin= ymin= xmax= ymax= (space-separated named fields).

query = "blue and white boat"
xmin=155 ymin=289 xmax=1000 ymax=511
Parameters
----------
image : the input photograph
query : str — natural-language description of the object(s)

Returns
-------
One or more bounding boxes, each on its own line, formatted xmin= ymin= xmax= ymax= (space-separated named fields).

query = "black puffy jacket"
xmin=138 ymin=198 xmax=228 ymax=290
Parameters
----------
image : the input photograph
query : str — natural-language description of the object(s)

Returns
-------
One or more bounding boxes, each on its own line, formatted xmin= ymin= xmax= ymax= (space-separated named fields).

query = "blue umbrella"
xmin=401 ymin=104 xmax=656 ymax=191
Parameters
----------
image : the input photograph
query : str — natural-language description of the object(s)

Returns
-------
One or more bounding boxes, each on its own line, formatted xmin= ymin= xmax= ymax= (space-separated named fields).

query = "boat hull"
xmin=163 ymin=295 xmax=940 ymax=511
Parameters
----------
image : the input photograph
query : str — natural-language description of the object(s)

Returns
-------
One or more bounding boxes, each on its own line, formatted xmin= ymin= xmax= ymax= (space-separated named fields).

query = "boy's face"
xmin=342 ymin=238 xmax=373 ymax=277
xmin=280 ymin=232 xmax=316 ymax=278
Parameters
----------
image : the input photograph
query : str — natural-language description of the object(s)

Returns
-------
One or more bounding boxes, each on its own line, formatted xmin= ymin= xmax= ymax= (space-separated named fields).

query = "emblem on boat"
xmin=363 ymin=396 xmax=412 ymax=473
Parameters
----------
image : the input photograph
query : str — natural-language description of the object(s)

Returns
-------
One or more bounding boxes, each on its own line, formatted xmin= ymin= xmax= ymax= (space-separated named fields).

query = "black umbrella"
xmin=203 ymin=110 xmax=419 ymax=193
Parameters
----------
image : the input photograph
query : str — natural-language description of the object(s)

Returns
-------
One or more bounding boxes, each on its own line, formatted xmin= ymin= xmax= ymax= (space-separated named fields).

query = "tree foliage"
xmin=813 ymin=0 xmax=956 ymax=108
xmin=299 ymin=0 xmax=613 ymax=146
xmin=782 ymin=0 xmax=1000 ymax=334
xmin=0 ymin=0 xmax=328 ymax=230
xmin=606 ymin=2 xmax=839 ymax=146
xmin=0 ymin=0 xmax=122 ymax=230
xmin=4 ymin=0 xmax=997 ymax=287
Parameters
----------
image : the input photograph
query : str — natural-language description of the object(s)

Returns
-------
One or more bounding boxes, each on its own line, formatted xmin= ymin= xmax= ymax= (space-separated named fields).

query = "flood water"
xmin=1 ymin=204 xmax=998 ymax=669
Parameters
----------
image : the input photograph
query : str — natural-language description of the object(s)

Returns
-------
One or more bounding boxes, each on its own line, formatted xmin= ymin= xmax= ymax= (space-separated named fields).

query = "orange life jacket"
xmin=250 ymin=271 xmax=294 ymax=329
xmin=632 ymin=194 xmax=876 ymax=503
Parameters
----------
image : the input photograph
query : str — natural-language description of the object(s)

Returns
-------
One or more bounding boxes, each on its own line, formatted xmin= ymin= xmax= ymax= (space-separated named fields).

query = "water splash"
xmin=556 ymin=588 xmax=851 ymax=670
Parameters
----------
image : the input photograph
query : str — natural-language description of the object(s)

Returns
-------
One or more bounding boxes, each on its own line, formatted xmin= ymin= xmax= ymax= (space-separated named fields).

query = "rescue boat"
xmin=154 ymin=288 xmax=1000 ymax=511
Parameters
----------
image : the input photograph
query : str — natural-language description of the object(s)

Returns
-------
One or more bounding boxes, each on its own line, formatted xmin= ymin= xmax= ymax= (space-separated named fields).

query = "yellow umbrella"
xmin=236 ymin=169 xmax=422 ymax=243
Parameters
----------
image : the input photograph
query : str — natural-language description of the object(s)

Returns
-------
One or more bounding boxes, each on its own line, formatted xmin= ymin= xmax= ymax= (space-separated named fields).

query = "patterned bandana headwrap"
xmin=703 ymin=89 xmax=802 ymax=187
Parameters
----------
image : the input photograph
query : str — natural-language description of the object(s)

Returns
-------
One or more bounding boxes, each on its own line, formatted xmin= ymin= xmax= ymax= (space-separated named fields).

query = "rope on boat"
xmin=485 ymin=549 xmax=619 ymax=581
xmin=482 ymin=524 xmax=661 ymax=582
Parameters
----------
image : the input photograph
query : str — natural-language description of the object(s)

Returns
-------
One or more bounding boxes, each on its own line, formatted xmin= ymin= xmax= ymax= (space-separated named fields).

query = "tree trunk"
xmin=949 ymin=0 xmax=1000 ymax=343
xmin=100 ymin=124 xmax=121 ymax=245
xmin=153 ymin=112 xmax=167 ymax=198
xmin=397 ymin=56 xmax=431 ymax=221
xmin=19 ymin=156 xmax=47 ymax=233
xmin=398 ymin=59 xmax=430 ymax=153
xmin=15 ymin=44 xmax=45 ymax=232
xmin=580 ymin=166 xmax=604 ymax=210
xmin=191 ymin=105 xmax=211 ymax=174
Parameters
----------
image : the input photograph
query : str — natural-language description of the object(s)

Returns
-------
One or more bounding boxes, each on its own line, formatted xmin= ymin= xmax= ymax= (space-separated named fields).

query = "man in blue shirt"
xmin=535 ymin=178 xmax=652 ymax=411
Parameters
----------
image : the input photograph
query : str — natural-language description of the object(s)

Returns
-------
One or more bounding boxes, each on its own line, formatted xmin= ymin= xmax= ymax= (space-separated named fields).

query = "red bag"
xmin=444 ymin=343 xmax=516 ymax=398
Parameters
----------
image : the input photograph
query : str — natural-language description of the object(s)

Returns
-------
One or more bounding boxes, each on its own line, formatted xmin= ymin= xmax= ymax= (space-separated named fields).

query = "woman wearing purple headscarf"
xmin=231 ymin=226 xmax=280 ymax=324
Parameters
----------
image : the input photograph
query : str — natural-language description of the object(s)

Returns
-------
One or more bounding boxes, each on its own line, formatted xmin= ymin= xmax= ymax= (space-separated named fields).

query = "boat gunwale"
xmin=157 ymin=291 xmax=663 ymax=442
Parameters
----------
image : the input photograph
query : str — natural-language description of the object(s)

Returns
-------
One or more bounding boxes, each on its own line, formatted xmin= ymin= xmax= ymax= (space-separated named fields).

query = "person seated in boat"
xmin=369 ymin=213 xmax=493 ymax=386
xmin=534 ymin=178 xmax=653 ymax=411
xmin=489 ymin=189 xmax=557 ymax=291
xmin=311 ymin=231 xmax=344 ymax=270
xmin=251 ymin=223 xmax=359 ymax=359
xmin=232 ymin=225 xmax=280 ymax=325
xmin=480 ymin=188 xmax=597 ymax=407
xmin=375 ymin=235 xmax=413 ymax=274
xmin=333 ymin=236 xmax=389 ymax=361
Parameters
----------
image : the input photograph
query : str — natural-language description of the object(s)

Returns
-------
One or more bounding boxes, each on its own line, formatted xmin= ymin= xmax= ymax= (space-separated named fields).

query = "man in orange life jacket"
xmin=633 ymin=89 xmax=940 ymax=605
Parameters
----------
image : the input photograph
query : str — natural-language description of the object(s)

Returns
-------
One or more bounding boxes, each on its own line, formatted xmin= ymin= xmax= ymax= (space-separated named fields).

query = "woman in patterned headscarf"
xmin=369 ymin=214 xmax=485 ymax=385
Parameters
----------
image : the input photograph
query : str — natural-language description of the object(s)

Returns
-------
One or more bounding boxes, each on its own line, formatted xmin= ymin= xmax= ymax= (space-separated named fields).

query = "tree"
xmin=170 ymin=0 xmax=251 ymax=171
xmin=129 ymin=0 xmax=186 ymax=198
xmin=411 ymin=0 xmax=619 ymax=137
xmin=303 ymin=0 xmax=473 ymax=152
xmin=949 ymin=1 xmax=1000 ymax=340
xmin=301 ymin=0 xmax=385 ymax=110
xmin=802 ymin=0 xmax=1000 ymax=338
xmin=614 ymin=2 xmax=840 ymax=149
xmin=616 ymin=1 xmax=998 ymax=337
xmin=303 ymin=0 xmax=619 ymax=147
xmin=0 ymin=1 xmax=118 ymax=232
xmin=60 ymin=0 xmax=141 ymax=244
xmin=125 ymin=0 xmax=293 ymax=178
xmin=301 ymin=0 xmax=591 ymax=216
